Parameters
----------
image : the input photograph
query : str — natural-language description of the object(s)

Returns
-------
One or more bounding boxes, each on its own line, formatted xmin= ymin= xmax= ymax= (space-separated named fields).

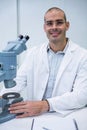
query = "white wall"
xmin=0 ymin=0 xmax=17 ymax=51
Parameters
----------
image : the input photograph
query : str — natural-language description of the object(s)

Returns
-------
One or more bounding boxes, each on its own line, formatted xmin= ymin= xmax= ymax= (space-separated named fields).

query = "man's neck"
xmin=49 ymin=38 xmax=68 ymax=52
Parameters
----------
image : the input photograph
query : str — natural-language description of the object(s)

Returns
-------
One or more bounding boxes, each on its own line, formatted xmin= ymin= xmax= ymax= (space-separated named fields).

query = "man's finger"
xmin=10 ymin=101 xmax=26 ymax=107
xmin=16 ymin=112 xmax=30 ymax=118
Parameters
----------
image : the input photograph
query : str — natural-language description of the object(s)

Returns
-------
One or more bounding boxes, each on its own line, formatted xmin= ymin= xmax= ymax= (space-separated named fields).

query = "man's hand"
xmin=8 ymin=100 xmax=49 ymax=118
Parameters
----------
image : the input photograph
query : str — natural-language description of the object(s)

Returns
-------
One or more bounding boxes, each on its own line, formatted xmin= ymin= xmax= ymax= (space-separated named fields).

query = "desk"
xmin=0 ymin=107 xmax=87 ymax=130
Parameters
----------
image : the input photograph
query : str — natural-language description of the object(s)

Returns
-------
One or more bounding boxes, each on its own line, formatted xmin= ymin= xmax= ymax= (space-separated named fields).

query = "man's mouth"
xmin=50 ymin=30 xmax=61 ymax=37
xmin=51 ymin=32 xmax=59 ymax=37
xmin=50 ymin=31 xmax=60 ymax=37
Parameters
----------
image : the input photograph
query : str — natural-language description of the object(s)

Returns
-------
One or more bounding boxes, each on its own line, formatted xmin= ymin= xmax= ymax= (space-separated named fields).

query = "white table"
xmin=0 ymin=107 xmax=87 ymax=130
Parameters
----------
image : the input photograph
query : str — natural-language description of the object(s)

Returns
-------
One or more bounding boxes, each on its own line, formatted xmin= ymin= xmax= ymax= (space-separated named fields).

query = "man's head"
xmin=44 ymin=7 xmax=69 ymax=44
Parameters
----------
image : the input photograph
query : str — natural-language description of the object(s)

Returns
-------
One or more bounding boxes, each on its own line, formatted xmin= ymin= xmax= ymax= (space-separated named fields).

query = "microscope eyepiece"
xmin=25 ymin=35 xmax=29 ymax=40
xmin=18 ymin=35 xmax=23 ymax=39
xmin=18 ymin=35 xmax=29 ymax=41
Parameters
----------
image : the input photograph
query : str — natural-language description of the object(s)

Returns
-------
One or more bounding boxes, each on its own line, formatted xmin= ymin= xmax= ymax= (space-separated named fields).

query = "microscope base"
xmin=0 ymin=111 xmax=16 ymax=124
xmin=0 ymin=92 xmax=23 ymax=124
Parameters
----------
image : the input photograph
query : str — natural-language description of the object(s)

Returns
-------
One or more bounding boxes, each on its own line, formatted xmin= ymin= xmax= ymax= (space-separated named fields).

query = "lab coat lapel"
xmin=53 ymin=42 xmax=78 ymax=94
xmin=56 ymin=50 xmax=72 ymax=81
xmin=41 ymin=43 xmax=49 ymax=71
xmin=36 ymin=43 xmax=49 ymax=99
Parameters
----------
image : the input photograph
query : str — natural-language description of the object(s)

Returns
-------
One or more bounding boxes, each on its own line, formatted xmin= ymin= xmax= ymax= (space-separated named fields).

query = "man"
xmin=1 ymin=7 xmax=87 ymax=118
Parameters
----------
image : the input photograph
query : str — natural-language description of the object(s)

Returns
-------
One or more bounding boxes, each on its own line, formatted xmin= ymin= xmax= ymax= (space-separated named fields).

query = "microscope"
xmin=0 ymin=35 xmax=29 ymax=123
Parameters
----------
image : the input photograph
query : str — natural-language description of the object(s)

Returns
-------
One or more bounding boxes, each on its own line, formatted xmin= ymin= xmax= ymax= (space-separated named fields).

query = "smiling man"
xmin=44 ymin=7 xmax=69 ymax=52
xmin=1 ymin=7 xmax=87 ymax=118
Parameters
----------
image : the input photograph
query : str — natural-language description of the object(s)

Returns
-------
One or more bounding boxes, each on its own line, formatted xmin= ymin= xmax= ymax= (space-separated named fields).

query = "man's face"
xmin=44 ymin=10 xmax=69 ymax=44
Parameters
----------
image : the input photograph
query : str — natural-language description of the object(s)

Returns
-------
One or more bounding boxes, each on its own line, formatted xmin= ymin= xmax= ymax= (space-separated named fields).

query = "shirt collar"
xmin=47 ymin=39 xmax=69 ymax=54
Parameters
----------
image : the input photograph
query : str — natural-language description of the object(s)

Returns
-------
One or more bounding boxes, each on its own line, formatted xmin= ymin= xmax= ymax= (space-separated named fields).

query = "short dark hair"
xmin=44 ymin=7 xmax=67 ymax=22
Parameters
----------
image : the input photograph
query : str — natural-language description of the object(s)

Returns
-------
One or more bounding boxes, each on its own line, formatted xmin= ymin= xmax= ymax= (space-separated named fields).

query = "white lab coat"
xmin=0 ymin=40 xmax=87 ymax=115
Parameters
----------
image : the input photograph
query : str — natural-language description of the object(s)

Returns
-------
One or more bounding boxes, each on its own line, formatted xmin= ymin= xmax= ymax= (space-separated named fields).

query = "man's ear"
xmin=66 ymin=21 xmax=70 ymax=31
xmin=43 ymin=24 xmax=46 ymax=32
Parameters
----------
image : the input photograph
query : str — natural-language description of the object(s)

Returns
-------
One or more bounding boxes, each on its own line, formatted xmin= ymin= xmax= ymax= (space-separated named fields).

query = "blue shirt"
xmin=43 ymin=42 xmax=69 ymax=100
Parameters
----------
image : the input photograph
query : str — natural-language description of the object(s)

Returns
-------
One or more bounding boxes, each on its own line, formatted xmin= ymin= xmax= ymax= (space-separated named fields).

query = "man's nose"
xmin=52 ymin=23 xmax=58 ymax=28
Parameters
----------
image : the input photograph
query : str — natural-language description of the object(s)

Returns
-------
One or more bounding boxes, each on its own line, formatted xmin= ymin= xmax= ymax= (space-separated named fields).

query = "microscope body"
xmin=0 ymin=35 xmax=29 ymax=88
xmin=0 ymin=52 xmax=17 ymax=87
xmin=0 ymin=35 xmax=29 ymax=123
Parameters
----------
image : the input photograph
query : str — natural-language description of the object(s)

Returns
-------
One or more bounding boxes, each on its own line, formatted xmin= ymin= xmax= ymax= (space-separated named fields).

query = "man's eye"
xmin=46 ymin=22 xmax=53 ymax=26
xmin=45 ymin=21 xmax=65 ymax=26
xmin=56 ymin=21 xmax=64 ymax=25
